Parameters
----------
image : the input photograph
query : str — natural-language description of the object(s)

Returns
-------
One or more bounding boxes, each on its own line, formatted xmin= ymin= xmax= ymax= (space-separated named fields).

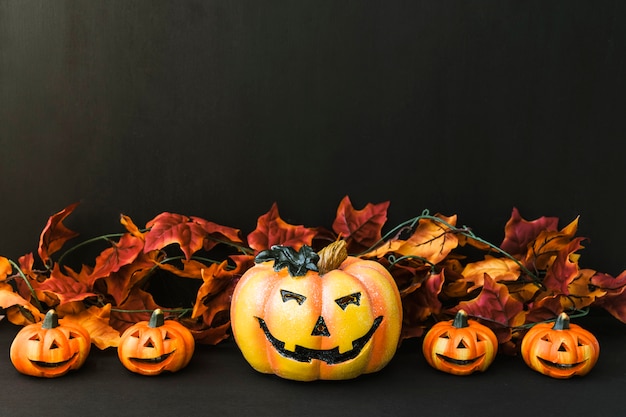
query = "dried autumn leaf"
xmin=0 ymin=282 xmax=32 ymax=308
xmin=191 ymin=261 xmax=237 ymax=319
xmin=190 ymin=217 xmax=243 ymax=252
xmin=402 ymin=271 xmax=445 ymax=323
xmin=156 ymin=258 xmax=207 ymax=279
xmin=332 ymin=195 xmax=389 ymax=252
xmin=6 ymin=304 xmax=45 ymax=325
xmin=247 ymin=203 xmax=317 ymax=252
xmin=525 ymin=216 xmax=581 ymax=271
xmin=395 ymin=214 xmax=459 ymax=265
xmin=542 ymin=237 xmax=585 ymax=294
xmin=562 ymin=268 xmax=606 ymax=310
xmin=61 ymin=304 xmax=121 ymax=349
xmin=88 ymin=233 xmax=144 ymax=281
xmin=38 ymin=202 xmax=80 ymax=266
xmin=36 ymin=264 xmax=97 ymax=305
xmin=0 ymin=257 xmax=11 ymax=281
xmin=144 ymin=212 xmax=207 ymax=260
xmin=102 ymin=251 xmax=161 ymax=305
xmin=500 ymin=207 xmax=559 ymax=257
xmin=456 ymin=274 xmax=525 ymax=343
xmin=109 ymin=288 xmax=162 ymax=334
xmin=525 ymin=295 xmax=564 ymax=324
xmin=120 ymin=214 xmax=145 ymax=240
xmin=462 ymin=256 xmax=521 ymax=292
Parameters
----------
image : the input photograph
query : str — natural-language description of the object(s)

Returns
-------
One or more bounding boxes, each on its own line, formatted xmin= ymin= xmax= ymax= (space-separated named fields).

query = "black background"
xmin=1 ymin=1 xmax=626 ymax=416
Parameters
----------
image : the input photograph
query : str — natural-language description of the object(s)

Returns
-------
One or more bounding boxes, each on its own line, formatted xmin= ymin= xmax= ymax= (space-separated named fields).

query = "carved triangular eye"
xmin=558 ymin=343 xmax=568 ymax=352
xmin=131 ymin=330 xmax=141 ymax=338
xmin=577 ymin=338 xmax=586 ymax=347
xmin=144 ymin=338 xmax=155 ymax=348
xmin=29 ymin=335 xmax=41 ymax=341
xmin=439 ymin=332 xmax=450 ymax=339
xmin=50 ymin=340 xmax=60 ymax=350
xmin=68 ymin=332 xmax=79 ymax=340
xmin=541 ymin=335 xmax=550 ymax=342
xmin=164 ymin=332 xmax=171 ymax=340
xmin=476 ymin=334 xmax=484 ymax=342
xmin=335 ymin=292 xmax=361 ymax=310
xmin=457 ymin=339 xmax=468 ymax=349
xmin=280 ymin=289 xmax=306 ymax=305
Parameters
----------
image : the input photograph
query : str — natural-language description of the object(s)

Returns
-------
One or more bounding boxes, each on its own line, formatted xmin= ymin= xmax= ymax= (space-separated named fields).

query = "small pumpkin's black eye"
xmin=335 ymin=292 xmax=361 ymax=310
xmin=280 ymin=289 xmax=306 ymax=305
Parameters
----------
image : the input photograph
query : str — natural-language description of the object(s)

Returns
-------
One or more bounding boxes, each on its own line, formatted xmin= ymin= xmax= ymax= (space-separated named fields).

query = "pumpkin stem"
xmin=255 ymin=245 xmax=320 ymax=277
xmin=452 ymin=309 xmax=469 ymax=328
xmin=317 ymin=240 xmax=349 ymax=275
xmin=42 ymin=309 xmax=59 ymax=329
xmin=552 ymin=312 xmax=571 ymax=331
xmin=149 ymin=309 xmax=165 ymax=328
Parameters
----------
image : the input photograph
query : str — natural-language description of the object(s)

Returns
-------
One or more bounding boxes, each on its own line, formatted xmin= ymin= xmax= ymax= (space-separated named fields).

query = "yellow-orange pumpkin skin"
xmin=10 ymin=309 xmax=91 ymax=378
xmin=230 ymin=244 xmax=403 ymax=381
xmin=117 ymin=309 xmax=195 ymax=376
xmin=422 ymin=310 xmax=498 ymax=376
xmin=521 ymin=312 xmax=599 ymax=379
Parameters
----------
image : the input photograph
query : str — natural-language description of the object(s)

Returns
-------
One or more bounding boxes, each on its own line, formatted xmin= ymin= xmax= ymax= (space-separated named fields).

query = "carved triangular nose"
xmin=311 ymin=316 xmax=331 ymax=337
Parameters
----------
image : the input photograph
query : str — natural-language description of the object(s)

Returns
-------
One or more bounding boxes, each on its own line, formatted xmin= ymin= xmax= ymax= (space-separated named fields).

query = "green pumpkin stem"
xmin=255 ymin=245 xmax=320 ymax=277
xmin=149 ymin=309 xmax=165 ymax=328
xmin=42 ymin=309 xmax=59 ymax=329
xmin=552 ymin=312 xmax=571 ymax=331
xmin=452 ymin=310 xmax=469 ymax=328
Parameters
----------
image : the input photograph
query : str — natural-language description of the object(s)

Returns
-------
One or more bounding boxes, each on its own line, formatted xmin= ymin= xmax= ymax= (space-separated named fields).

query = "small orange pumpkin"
xmin=10 ymin=309 xmax=91 ymax=378
xmin=230 ymin=241 xmax=403 ymax=381
xmin=422 ymin=309 xmax=498 ymax=375
xmin=521 ymin=312 xmax=599 ymax=379
xmin=117 ymin=309 xmax=195 ymax=375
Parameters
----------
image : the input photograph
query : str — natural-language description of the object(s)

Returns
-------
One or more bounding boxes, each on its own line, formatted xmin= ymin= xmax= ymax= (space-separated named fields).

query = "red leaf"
xmin=542 ymin=237 xmax=585 ymax=294
xmin=525 ymin=295 xmax=564 ymax=324
xmin=108 ymin=288 xmax=162 ymax=334
xmin=143 ymin=212 xmax=207 ymax=260
xmin=332 ymin=196 xmax=389 ymax=252
xmin=500 ymin=207 xmax=559 ymax=257
xmin=456 ymin=274 xmax=525 ymax=329
xmin=591 ymin=270 xmax=626 ymax=291
xmin=102 ymin=251 xmax=160 ymax=305
xmin=247 ymin=203 xmax=317 ymax=252
xmin=89 ymin=233 xmax=144 ymax=281
xmin=36 ymin=264 xmax=97 ymax=305
xmin=38 ymin=202 xmax=80 ymax=265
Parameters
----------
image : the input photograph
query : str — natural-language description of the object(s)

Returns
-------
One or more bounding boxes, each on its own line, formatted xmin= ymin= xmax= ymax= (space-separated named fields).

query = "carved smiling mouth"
xmin=436 ymin=353 xmax=484 ymax=366
xmin=538 ymin=357 xmax=587 ymax=370
xmin=256 ymin=316 xmax=383 ymax=365
xmin=30 ymin=353 xmax=78 ymax=368
xmin=129 ymin=351 xmax=174 ymax=365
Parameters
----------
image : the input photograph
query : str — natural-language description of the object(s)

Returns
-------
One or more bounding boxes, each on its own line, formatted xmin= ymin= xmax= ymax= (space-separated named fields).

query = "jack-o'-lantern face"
xmin=10 ymin=310 xmax=91 ymax=378
xmin=117 ymin=309 xmax=195 ymax=376
xmin=422 ymin=310 xmax=498 ymax=375
xmin=521 ymin=313 xmax=599 ymax=379
xmin=230 ymin=242 xmax=403 ymax=381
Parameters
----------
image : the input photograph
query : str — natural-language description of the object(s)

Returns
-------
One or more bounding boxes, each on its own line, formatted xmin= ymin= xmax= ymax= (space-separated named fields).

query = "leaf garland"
xmin=1 ymin=195 xmax=625 ymax=353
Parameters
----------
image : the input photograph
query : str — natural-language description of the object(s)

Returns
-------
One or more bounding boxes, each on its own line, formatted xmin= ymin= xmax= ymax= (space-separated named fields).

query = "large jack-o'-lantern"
xmin=230 ymin=241 xmax=403 ymax=381
xmin=10 ymin=309 xmax=91 ymax=378
xmin=521 ymin=312 xmax=599 ymax=379
xmin=422 ymin=309 xmax=498 ymax=375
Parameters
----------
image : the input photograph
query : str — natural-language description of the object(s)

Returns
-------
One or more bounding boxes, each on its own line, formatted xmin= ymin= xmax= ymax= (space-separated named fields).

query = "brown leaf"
xmin=156 ymin=258 xmax=207 ymax=279
xmin=190 ymin=217 xmax=243 ymax=252
xmin=102 ymin=251 xmax=160 ymax=305
xmin=38 ymin=202 xmax=80 ymax=265
xmin=108 ymin=288 xmax=162 ymax=334
xmin=542 ymin=237 xmax=585 ymax=294
xmin=525 ymin=216 xmax=581 ymax=270
xmin=6 ymin=304 xmax=45 ymax=325
xmin=143 ymin=212 xmax=207 ymax=260
xmin=247 ymin=203 xmax=317 ymax=252
xmin=0 ymin=282 xmax=32 ymax=308
xmin=500 ymin=207 xmax=559 ymax=257
xmin=332 ymin=196 xmax=390 ymax=252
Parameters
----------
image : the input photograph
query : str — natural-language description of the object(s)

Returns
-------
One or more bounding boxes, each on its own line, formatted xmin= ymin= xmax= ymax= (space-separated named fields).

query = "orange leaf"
xmin=395 ymin=214 xmax=459 ymax=265
xmin=247 ymin=203 xmax=317 ymax=252
xmin=525 ymin=216 xmax=581 ymax=270
xmin=332 ymin=196 xmax=389 ymax=252
xmin=6 ymin=304 xmax=45 ymax=325
xmin=0 ymin=257 xmax=11 ymax=281
xmin=89 ymin=233 xmax=144 ymax=281
xmin=38 ymin=202 xmax=80 ymax=265
xmin=109 ymin=288 xmax=162 ymax=334
xmin=0 ymin=282 xmax=32 ymax=308
xmin=191 ymin=261 xmax=237 ymax=319
xmin=462 ymin=256 xmax=521 ymax=292
xmin=156 ymin=258 xmax=207 ymax=279
xmin=542 ymin=237 xmax=585 ymax=294
xmin=191 ymin=217 xmax=243 ymax=252
xmin=120 ymin=214 xmax=145 ymax=240
xmin=102 ymin=251 xmax=160 ymax=305
xmin=61 ymin=304 xmax=121 ymax=349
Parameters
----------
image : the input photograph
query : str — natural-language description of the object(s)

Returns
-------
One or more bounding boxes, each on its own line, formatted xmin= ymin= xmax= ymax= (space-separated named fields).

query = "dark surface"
xmin=1 ymin=311 xmax=625 ymax=417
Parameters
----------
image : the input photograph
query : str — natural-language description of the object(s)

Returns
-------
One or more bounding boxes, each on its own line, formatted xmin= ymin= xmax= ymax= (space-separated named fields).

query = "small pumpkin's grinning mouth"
xmin=30 ymin=353 xmax=78 ymax=368
xmin=538 ymin=357 xmax=587 ymax=370
xmin=436 ymin=353 xmax=483 ymax=366
xmin=256 ymin=316 xmax=383 ymax=364
xmin=129 ymin=351 xmax=174 ymax=364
